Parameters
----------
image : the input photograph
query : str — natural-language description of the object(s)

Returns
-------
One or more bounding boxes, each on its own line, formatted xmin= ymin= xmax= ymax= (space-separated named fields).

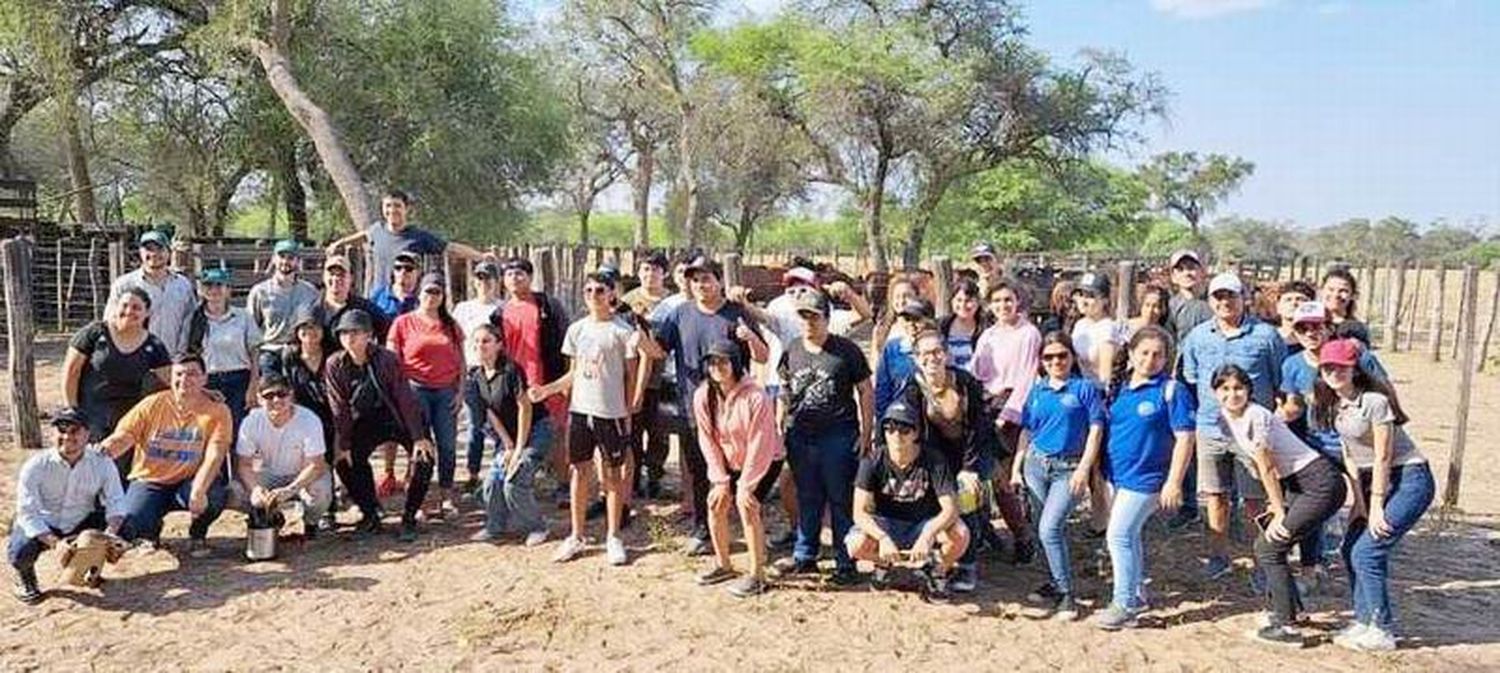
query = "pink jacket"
xmin=970 ymin=319 xmax=1042 ymax=425
xmin=693 ymin=379 xmax=785 ymax=490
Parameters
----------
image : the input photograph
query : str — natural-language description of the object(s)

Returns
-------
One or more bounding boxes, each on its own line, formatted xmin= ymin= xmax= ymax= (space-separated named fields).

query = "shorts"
xmin=728 ymin=460 xmax=784 ymax=504
xmin=567 ymin=412 xmax=635 ymax=467
xmin=1196 ymin=430 xmax=1266 ymax=500
xmin=847 ymin=514 xmax=935 ymax=551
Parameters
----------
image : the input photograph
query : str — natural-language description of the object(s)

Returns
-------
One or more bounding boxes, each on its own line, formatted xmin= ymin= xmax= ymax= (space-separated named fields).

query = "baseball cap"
xmin=793 ymin=289 xmax=831 ymax=317
xmin=1318 ymin=339 xmax=1362 ymax=368
xmin=500 ymin=257 xmax=533 ymax=276
xmin=472 ymin=260 xmax=500 ymax=279
xmin=419 ymin=272 xmax=446 ymax=292
xmin=323 ymin=254 xmax=351 ymax=272
xmin=1208 ymin=272 xmax=1245 ymax=297
xmin=1291 ymin=301 xmax=1328 ymax=326
xmin=897 ymin=297 xmax=935 ymax=320
xmin=882 ymin=400 xmax=921 ymax=429
xmin=334 ymin=309 xmax=373 ymax=334
xmin=970 ymin=243 xmax=997 ymax=261
xmin=1074 ymin=271 xmax=1111 ymax=297
xmin=199 ymin=267 xmax=232 ymax=285
xmin=138 ymin=230 xmax=171 ymax=249
xmin=704 ymin=339 xmax=742 ymax=362
xmin=392 ymin=251 xmax=421 ymax=267
xmin=684 ymin=254 xmax=722 ymax=279
xmin=50 ymin=407 xmax=89 ymax=429
xmin=1169 ymin=249 xmax=1202 ymax=269
xmin=273 ymin=239 xmax=302 ymax=256
xmin=291 ymin=307 xmax=321 ymax=331
xmin=782 ymin=266 xmax=818 ymax=287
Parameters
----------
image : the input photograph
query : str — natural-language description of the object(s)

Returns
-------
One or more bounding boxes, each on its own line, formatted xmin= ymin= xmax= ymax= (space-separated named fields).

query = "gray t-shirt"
xmin=1169 ymin=292 xmax=1213 ymax=344
xmin=562 ymin=315 xmax=640 ymax=420
xmin=109 ymin=269 xmax=197 ymax=358
xmin=1334 ymin=391 xmax=1424 ymax=469
xmin=247 ymin=278 xmax=321 ymax=347
xmin=365 ymin=222 xmax=447 ymax=293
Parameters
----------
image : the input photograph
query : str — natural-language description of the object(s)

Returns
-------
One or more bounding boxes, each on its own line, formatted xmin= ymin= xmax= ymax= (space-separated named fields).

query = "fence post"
xmin=1477 ymin=269 xmax=1499 ymax=373
xmin=1402 ymin=261 xmax=1423 ymax=352
xmin=88 ymin=237 xmax=101 ymax=321
xmin=530 ymin=246 xmax=554 ymax=297
xmin=1450 ymin=267 xmax=1472 ymax=361
xmin=1428 ymin=261 xmax=1447 ymax=361
xmin=1115 ymin=260 xmax=1137 ymax=322
xmin=931 ymin=255 xmax=953 ymax=319
xmin=1442 ymin=264 xmax=1480 ymax=511
xmin=2 ymin=238 xmax=42 ymax=451
xmin=1381 ymin=257 xmax=1407 ymax=352
xmin=54 ymin=238 xmax=64 ymax=332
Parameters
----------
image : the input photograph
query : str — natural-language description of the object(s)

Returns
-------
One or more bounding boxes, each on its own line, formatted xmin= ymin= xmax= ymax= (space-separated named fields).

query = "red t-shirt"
xmin=388 ymin=313 xmax=464 ymax=388
xmin=502 ymin=299 xmax=567 ymax=416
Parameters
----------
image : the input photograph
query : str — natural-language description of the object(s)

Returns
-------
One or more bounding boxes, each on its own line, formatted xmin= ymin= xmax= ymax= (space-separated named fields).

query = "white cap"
xmin=782 ymin=267 xmax=818 ymax=287
xmin=1208 ymin=272 xmax=1245 ymax=297
xmin=1291 ymin=301 xmax=1328 ymax=325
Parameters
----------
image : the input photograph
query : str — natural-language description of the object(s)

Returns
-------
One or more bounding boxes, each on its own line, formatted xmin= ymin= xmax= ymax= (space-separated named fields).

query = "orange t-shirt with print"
xmin=115 ymin=391 xmax=233 ymax=485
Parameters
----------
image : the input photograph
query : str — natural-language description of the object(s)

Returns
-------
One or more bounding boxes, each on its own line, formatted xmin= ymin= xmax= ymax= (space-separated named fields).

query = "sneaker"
xmin=524 ymin=530 xmax=550 ymax=547
xmin=827 ymin=566 xmax=861 ymax=587
xmin=398 ymin=520 xmax=419 ymax=543
xmin=1250 ymin=567 xmax=1268 ymax=596
xmin=439 ymin=499 xmax=460 ymax=520
xmin=1166 ymin=508 xmax=1201 ymax=530
xmin=697 ymin=566 xmax=739 ymax=586
xmin=773 ymin=557 xmax=819 ymax=576
xmin=1011 ymin=537 xmax=1036 ymax=565
xmin=319 ymin=511 xmax=339 ymax=532
xmin=768 ymin=529 xmax=796 ymax=551
xmin=1027 ymin=582 xmax=1064 ymax=605
xmin=1347 ymin=625 xmax=1397 ymax=652
xmin=1249 ymin=624 xmax=1306 ymax=648
xmin=606 ymin=536 xmax=628 ymax=566
xmin=354 ymin=514 xmax=383 ymax=536
xmin=1204 ymin=555 xmax=1233 ymax=580
xmin=683 ymin=536 xmax=713 ymax=557
xmin=727 ymin=575 xmax=768 ymax=598
xmin=1332 ymin=622 xmax=1372 ymax=650
xmin=1053 ymin=595 xmax=1080 ymax=621
xmin=923 ymin=569 xmax=953 ymax=602
xmin=186 ymin=538 xmax=213 ymax=559
xmin=870 ymin=565 xmax=894 ymax=591
xmin=82 ymin=567 xmax=104 ymax=589
xmin=950 ymin=563 xmax=978 ymax=593
xmin=469 ymin=528 xmax=502 ymax=543
xmin=552 ymin=535 xmax=587 ymax=563
xmin=12 ymin=568 xmax=42 ymax=605
xmin=1093 ymin=603 xmax=1140 ymax=630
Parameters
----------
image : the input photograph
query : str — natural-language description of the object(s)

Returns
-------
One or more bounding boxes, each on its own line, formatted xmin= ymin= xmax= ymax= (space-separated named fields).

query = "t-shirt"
xmin=114 ymin=391 xmax=234 ymax=485
xmin=1071 ymin=316 xmax=1123 ymax=383
xmin=1181 ymin=316 xmax=1286 ymax=436
xmin=648 ymin=293 xmax=690 ymax=391
xmin=69 ymin=322 xmax=171 ymax=434
xmin=470 ymin=360 xmax=540 ymax=441
xmin=199 ymin=308 xmax=261 ymax=374
xmin=109 ymin=269 xmax=197 ymax=357
xmin=235 ymin=405 xmax=326 ymax=476
xmin=621 ymin=286 xmax=670 ymax=319
xmin=452 ymin=297 xmax=501 ymax=365
xmin=369 ymin=286 xmax=419 ymax=320
xmin=365 ymin=222 xmax=447 ymax=293
xmin=1280 ymin=350 xmax=1388 ymax=454
xmin=761 ymin=292 xmax=857 ymax=389
xmin=561 ymin=315 xmax=640 ymax=419
xmin=1105 ymin=374 xmax=1195 ymax=493
xmin=1020 ymin=376 xmax=1106 ymax=457
xmin=874 ymin=337 xmax=917 ymax=416
xmin=855 ymin=448 xmax=954 ymax=523
xmin=654 ymin=300 xmax=758 ymax=424
xmin=945 ymin=329 xmax=979 ymax=371
xmin=502 ymin=300 xmax=545 ymax=394
xmin=1222 ymin=403 xmax=1321 ymax=477
xmin=1334 ymin=391 xmax=1424 ymax=470
xmin=247 ymin=278 xmax=320 ymax=347
xmin=388 ymin=313 xmax=465 ymax=388
xmin=779 ymin=334 xmax=871 ymax=433
xmin=1169 ymin=292 xmax=1213 ymax=344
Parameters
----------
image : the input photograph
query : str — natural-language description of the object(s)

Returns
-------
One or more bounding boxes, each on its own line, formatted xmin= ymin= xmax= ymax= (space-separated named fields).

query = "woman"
xmin=873 ymin=297 xmax=934 ymax=417
xmin=1011 ymin=331 xmax=1104 ymax=620
xmin=468 ymin=323 xmax=550 ymax=547
xmin=272 ymin=310 xmax=337 ymax=530
xmin=186 ymin=267 xmax=260 ymax=434
xmin=61 ymin=287 xmax=171 ymax=476
xmin=387 ymin=272 xmax=466 ymax=518
xmin=1093 ymin=326 xmax=1195 ymax=630
xmin=1215 ymin=364 xmax=1346 ymax=647
xmin=1125 ymin=285 xmax=1171 ymax=339
xmin=971 ymin=280 xmax=1043 ymax=565
xmin=940 ymin=280 xmax=989 ymax=371
xmin=1319 ymin=269 xmax=1370 ymax=345
xmin=1070 ymin=272 xmax=1122 ymax=387
xmin=870 ymin=276 xmax=919 ymax=368
xmin=693 ymin=340 xmax=785 ymax=598
xmin=1039 ymin=279 xmax=1078 ymax=336
xmin=1313 ymin=339 xmax=1433 ymax=652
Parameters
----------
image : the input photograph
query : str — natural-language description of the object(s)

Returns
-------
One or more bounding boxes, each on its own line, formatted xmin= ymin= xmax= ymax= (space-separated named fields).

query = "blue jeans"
xmin=1023 ymin=450 xmax=1081 ymax=595
xmin=207 ymin=369 xmax=252 ymax=439
xmin=1342 ymin=462 xmax=1434 ymax=632
xmin=463 ymin=378 xmax=489 ymax=478
xmin=786 ymin=421 xmax=860 ymax=572
xmin=412 ymin=384 xmax=460 ymax=489
xmin=8 ymin=511 xmax=107 ymax=571
xmin=483 ymin=417 xmax=554 ymax=536
xmin=118 ymin=478 xmax=228 ymax=543
xmin=1106 ymin=487 xmax=1160 ymax=610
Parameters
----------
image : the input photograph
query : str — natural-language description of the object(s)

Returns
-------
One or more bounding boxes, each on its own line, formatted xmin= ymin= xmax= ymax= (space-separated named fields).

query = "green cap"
xmin=139 ymin=230 xmax=171 ymax=248
xmin=273 ymin=239 xmax=302 ymax=256
xmin=200 ymin=267 xmax=232 ymax=284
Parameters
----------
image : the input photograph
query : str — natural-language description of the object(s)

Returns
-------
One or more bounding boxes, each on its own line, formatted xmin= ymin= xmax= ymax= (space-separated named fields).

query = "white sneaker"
xmin=552 ymin=535 xmax=586 ymax=563
xmin=525 ymin=530 xmax=549 ymax=547
xmin=606 ymin=536 xmax=628 ymax=566
xmin=1352 ymin=625 xmax=1397 ymax=652
xmin=1333 ymin=622 xmax=1371 ymax=650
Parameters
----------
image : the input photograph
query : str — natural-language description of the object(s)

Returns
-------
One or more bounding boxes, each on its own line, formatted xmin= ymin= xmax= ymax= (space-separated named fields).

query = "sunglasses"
xmin=883 ymin=423 xmax=917 ymax=436
xmin=259 ymin=389 xmax=291 ymax=400
xmin=421 ymin=287 xmax=444 ymax=295
xmin=1293 ymin=323 xmax=1324 ymax=335
xmin=1041 ymin=351 xmax=1071 ymax=362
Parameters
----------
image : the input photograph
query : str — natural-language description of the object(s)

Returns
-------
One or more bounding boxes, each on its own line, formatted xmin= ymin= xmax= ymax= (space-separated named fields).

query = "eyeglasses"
xmin=583 ymin=286 xmax=609 ymax=295
xmin=1293 ymin=323 xmax=1324 ymax=335
xmin=259 ymin=389 xmax=291 ymax=400
xmin=883 ymin=424 xmax=917 ymax=436
xmin=1041 ymin=351 xmax=1071 ymax=362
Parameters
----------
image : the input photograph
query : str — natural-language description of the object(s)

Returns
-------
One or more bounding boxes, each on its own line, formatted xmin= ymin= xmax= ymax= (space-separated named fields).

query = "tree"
xmin=1206 ymin=215 xmax=1299 ymax=264
xmin=1137 ymin=151 xmax=1255 ymax=235
xmin=695 ymin=75 xmax=810 ymax=251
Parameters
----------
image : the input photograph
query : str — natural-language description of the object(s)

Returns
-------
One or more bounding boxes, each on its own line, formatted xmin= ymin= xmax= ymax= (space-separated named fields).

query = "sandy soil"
xmin=0 ymin=340 xmax=1497 ymax=672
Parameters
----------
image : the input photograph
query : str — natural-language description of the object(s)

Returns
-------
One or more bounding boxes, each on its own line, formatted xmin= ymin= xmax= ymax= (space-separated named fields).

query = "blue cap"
xmin=139 ymin=230 xmax=171 ymax=248
xmin=273 ymin=239 xmax=302 ymax=256
xmin=200 ymin=267 xmax=232 ymax=284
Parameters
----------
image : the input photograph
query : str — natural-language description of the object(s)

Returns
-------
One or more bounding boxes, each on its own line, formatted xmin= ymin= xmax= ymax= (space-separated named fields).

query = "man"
xmin=109 ymin=229 xmax=196 ymax=357
xmin=324 ymin=189 xmax=488 ymax=294
xmin=846 ymin=400 xmax=968 ymax=600
xmin=488 ymin=257 xmax=572 ymax=495
xmin=100 ymin=354 xmax=233 ymax=557
xmin=1166 ymin=249 xmax=1213 ymax=344
xmin=971 ymin=243 xmax=1004 ymax=299
xmin=312 ymin=254 xmax=390 ymax=353
xmin=370 ymin=251 xmax=422 ymax=320
xmin=620 ymin=252 xmax=672 ymax=497
xmin=1278 ymin=301 xmax=1389 ymax=452
xmin=1178 ymin=272 xmax=1286 ymax=582
xmin=651 ymin=255 xmax=769 ymax=556
xmin=1273 ymin=280 xmax=1318 ymax=356
xmin=454 ymin=259 xmax=506 ymax=490
xmin=10 ymin=409 xmax=126 ymax=604
xmin=247 ymin=239 xmax=320 ymax=375
xmin=777 ymin=289 xmax=872 ymax=584
xmin=233 ymin=375 xmax=331 ymax=536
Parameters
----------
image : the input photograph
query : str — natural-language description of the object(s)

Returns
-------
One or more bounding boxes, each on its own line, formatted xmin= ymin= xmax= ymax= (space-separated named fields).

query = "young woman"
xmin=1094 ymin=326 xmax=1195 ymax=631
xmin=971 ymin=280 xmax=1043 ymax=565
xmin=1038 ymin=279 xmax=1078 ymax=336
xmin=1314 ymin=339 xmax=1433 ymax=652
xmin=1125 ymin=285 xmax=1171 ymax=340
xmin=387 ymin=273 xmax=466 ymax=518
xmin=468 ymin=323 xmax=550 ymax=547
xmin=186 ymin=268 xmax=260 ymax=435
xmin=693 ymin=340 xmax=785 ymax=598
xmin=1010 ymin=331 xmax=1104 ymax=619
xmin=870 ymin=276 xmax=919 ymax=368
xmin=1070 ymin=272 xmax=1122 ymax=387
xmin=1215 ymin=365 xmax=1346 ymax=647
xmin=873 ymin=297 xmax=935 ymax=417
xmin=939 ymin=280 xmax=989 ymax=370
xmin=1319 ymin=269 xmax=1370 ymax=345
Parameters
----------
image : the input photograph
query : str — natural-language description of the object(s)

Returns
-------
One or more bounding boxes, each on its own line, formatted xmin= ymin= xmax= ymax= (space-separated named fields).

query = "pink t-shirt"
xmin=970 ymin=319 xmax=1043 ymax=425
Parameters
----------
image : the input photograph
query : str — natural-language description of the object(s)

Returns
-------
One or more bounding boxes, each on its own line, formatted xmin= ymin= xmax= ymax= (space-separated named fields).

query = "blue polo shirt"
xmin=1105 ymin=374 xmax=1195 ymax=493
xmin=1020 ymin=375 xmax=1105 ymax=458
xmin=1180 ymin=316 xmax=1286 ymax=437
xmin=1280 ymin=350 xmax=1388 ymax=456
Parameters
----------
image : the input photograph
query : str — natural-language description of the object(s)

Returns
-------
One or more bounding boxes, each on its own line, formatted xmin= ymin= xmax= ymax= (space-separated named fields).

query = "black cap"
xmin=500 ymin=257 xmax=534 ymax=276
xmin=586 ymin=270 xmax=618 ymax=289
xmin=684 ymin=254 xmax=722 ymax=279
xmin=882 ymin=400 xmax=921 ymax=428
xmin=334 ymin=309 xmax=373 ymax=334
xmin=793 ymin=289 xmax=831 ymax=317
xmin=897 ymin=298 xmax=935 ymax=320
xmin=393 ymin=251 xmax=421 ymax=267
xmin=473 ymin=260 xmax=500 ymax=279
xmin=420 ymin=272 xmax=446 ymax=292
xmin=1074 ymin=271 xmax=1111 ymax=297
xmin=291 ymin=306 xmax=321 ymax=330
xmin=704 ymin=338 xmax=742 ymax=361
xmin=50 ymin=408 xmax=89 ymax=429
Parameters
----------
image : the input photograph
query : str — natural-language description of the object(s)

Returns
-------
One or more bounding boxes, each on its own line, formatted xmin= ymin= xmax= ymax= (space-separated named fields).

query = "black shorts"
xmin=568 ymin=413 xmax=635 ymax=467
xmin=728 ymin=459 xmax=784 ymax=504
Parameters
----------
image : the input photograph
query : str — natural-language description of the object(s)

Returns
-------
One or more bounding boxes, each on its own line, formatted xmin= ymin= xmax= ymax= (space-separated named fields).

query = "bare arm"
xmin=855 ymin=379 xmax=875 ymax=456
xmin=325 ymin=229 xmax=368 ymax=254
xmin=851 ymin=488 xmax=886 ymax=541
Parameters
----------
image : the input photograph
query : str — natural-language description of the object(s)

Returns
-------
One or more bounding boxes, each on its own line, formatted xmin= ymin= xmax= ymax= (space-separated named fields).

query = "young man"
xmin=533 ymin=272 xmax=645 ymax=566
xmin=620 ymin=252 xmax=672 ymax=498
xmin=312 ymin=254 xmax=390 ymax=353
xmin=233 ymin=375 xmax=331 ymax=536
xmin=248 ymin=239 xmax=320 ymax=375
xmin=651 ymin=255 xmax=769 ymax=556
xmin=488 ymin=257 xmax=572 ymax=496
xmin=1167 ymin=249 xmax=1213 ymax=344
xmin=109 ymin=229 xmax=196 ymax=357
xmin=100 ymin=354 xmax=234 ymax=556
xmin=9 ymin=409 xmax=126 ymax=604
xmin=1273 ymin=280 xmax=1318 ymax=356
xmin=455 ymin=260 xmax=505 ymax=489
xmin=324 ymin=189 xmax=488 ymax=294
xmin=370 ymin=251 xmax=423 ymax=320
xmin=847 ymin=400 xmax=969 ymax=600
xmin=971 ymin=243 xmax=1004 ymax=299
xmin=777 ymin=289 xmax=873 ymax=584
xmin=1178 ymin=272 xmax=1287 ymax=582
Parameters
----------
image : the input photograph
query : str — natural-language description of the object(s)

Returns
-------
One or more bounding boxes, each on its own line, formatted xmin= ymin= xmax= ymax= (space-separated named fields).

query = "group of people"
xmin=9 ymin=206 xmax=1433 ymax=653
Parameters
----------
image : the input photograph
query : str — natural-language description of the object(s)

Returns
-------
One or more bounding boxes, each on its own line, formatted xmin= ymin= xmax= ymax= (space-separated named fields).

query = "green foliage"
xmin=1137 ymin=151 xmax=1255 ymax=232
xmin=1206 ymin=216 xmax=1299 ymax=264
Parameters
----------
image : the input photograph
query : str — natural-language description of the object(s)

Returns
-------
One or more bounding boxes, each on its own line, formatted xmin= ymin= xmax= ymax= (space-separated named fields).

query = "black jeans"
xmin=631 ymin=387 xmax=676 ymax=486
xmin=1253 ymin=456 xmax=1347 ymax=624
xmin=337 ymin=427 xmax=433 ymax=524
xmin=679 ymin=419 xmax=709 ymax=541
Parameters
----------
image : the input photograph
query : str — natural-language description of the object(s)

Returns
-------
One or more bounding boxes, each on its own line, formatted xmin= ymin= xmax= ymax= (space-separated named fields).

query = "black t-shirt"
xmin=855 ymin=447 xmax=954 ymax=523
xmin=315 ymin=296 xmax=392 ymax=353
xmin=469 ymin=360 xmax=541 ymax=441
xmin=69 ymin=321 xmax=170 ymax=424
xmin=779 ymin=334 xmax=871 ymax=432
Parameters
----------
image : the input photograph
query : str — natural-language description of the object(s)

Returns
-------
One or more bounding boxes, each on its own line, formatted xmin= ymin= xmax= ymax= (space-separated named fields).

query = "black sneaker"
xmin=1026 ymin=582 xmax=1063 ymax=605
xmin=354 ymin=513 xmax=383 ymax=535
xmin=1011 ymin=537 xmax=1036 ymax=565
xmin=870 ymin=565 xmax=894 ymax=591
xmin=827 ymin=566 xmax=861 ymax=587
xmin=1249 ymin=624 xmax=1306 ymax=649
xmin=924 ymin=569 xmax=953 ymax=602
xmin=12 ymin=567 xmax=42 ymax=605
xmin=772 ymin=557 xmax=819 ymax=576
xmin=398 ymin=519 xmax=419 ymax=543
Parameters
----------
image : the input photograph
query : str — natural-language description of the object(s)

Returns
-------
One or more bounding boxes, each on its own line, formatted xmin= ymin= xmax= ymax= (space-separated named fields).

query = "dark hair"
xmin=1320 ymin=268 xmax=1360 ymax=320
xmin=1049 ymin=279 xmax=1079 ymax=334
xmin=1210 ymin=364 xmax=1253 ymax=391
xmin=1036 ymin=330 xmax=1082 ymax=378
xmin=941 ymin=279 xmax=991 ymax=340
xmin=1137 ymin=285 xmax=1172 ymax=327
xmin=1110 ymin=325 xmax=1174 ymax=395
xmin=585 ymin=271 xmax=617 ymax=289
xmin=700 ymin=351 xmax=747 ymax=446
xmin=119 ymin=286 xmax=152 ymax=309
xmin=382 ymin=189 xmax=411 ymax=204
xmin=172 ymin=353 xmax=206 ymax=371
xmin=259 ymin=373 xmax=292 ymax=392
xmin=1310 ymin=362 xmax=1408 ymax=431
xmin=1278 ymin=279 xmax=1317 ymax=300
xmin=471 ymin=323 xmax=510 ymax=370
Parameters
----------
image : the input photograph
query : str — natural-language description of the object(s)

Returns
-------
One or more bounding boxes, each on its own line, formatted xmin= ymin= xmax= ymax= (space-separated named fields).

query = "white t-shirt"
xmin=1071 ymin=316 xmax=1123 ymax=383
xmin=452 ymin=297 xmax=502 ymax=365
xmin=1222 ymin=403 xmax=1321 ymax=477
xmin=236 ymin=405 xmax=327 ymax=477
xmin=562 ymin=315 xmax=640 ymax=419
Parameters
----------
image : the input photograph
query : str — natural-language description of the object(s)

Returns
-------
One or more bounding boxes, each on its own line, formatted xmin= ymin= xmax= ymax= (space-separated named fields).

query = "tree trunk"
xmin=0 ymin=78 xmax=43 ymax=178
xmin=278 ymin=143 xmax=308 ymax=239
xmin=60 ymin=96 xmax=98 ymax=225
xmin=246 ymin=1 xmax=372 ymax=234
xmin=862 ymin=153 xmax=891 ymax=275
xmin=579 ymin=207 xmax=592 ymax=246
xmin=735 ymin=206 xmax=754 ymax=252
xmin=902 ymin=179 xmax=948 ymax=271
xmin=631 ymin=130 xmax=654 ymax=248
xmin=677 ymin=104 xmax=699 ymax=248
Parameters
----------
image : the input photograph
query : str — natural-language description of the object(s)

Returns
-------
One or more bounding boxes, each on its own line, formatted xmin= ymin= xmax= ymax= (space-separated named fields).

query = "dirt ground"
xmin=0 ymin=339 xmax=1498 ymax=672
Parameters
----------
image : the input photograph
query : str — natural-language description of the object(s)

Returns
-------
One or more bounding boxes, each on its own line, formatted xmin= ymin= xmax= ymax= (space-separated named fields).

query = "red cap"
xmin=1318 ymin=339 xmax=1361 ymax=368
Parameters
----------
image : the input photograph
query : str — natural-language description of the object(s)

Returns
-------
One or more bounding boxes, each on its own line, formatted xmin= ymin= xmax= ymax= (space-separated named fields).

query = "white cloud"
xmin=1150 ymin=0 xmax=1273 ymax=19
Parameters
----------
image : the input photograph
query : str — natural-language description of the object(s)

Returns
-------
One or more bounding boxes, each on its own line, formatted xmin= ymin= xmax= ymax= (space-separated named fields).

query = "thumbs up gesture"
xmin=734 ymin=318 xmax=755 ymax=343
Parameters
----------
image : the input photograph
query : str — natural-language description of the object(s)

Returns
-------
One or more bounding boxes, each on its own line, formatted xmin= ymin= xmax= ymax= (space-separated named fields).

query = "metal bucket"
xmin=246 ymin=525 xmax=278 ymax=561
